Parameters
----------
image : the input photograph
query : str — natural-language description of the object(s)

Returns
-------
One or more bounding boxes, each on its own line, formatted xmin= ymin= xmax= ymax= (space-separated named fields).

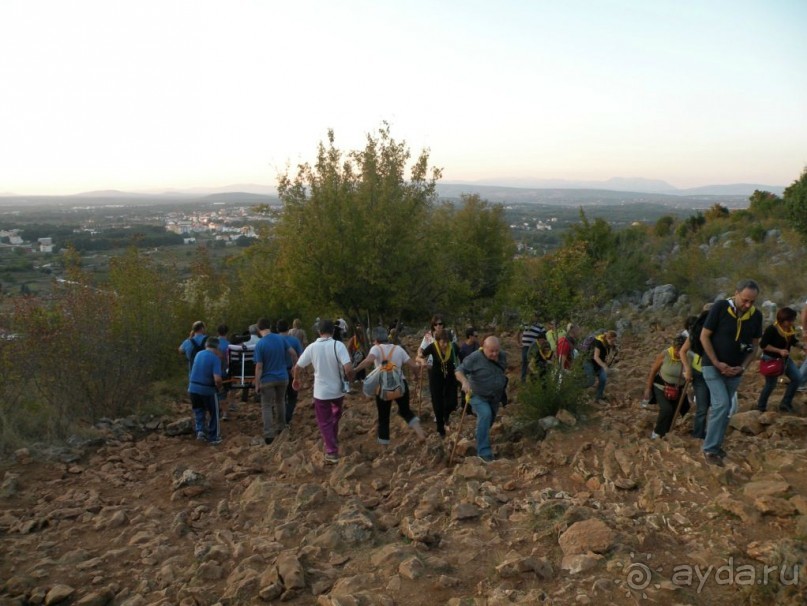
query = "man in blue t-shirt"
xmin=700 ymin=279 xmax=763 ymax=466
xmin=253 ymin=318 xmax=299 ymax=444
xmin=188 ymin=336 xmax=224 ymax=444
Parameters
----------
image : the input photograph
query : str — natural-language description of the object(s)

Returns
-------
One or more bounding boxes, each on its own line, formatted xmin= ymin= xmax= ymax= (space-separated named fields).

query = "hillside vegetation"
xmin=0 ymin=126 xmax=806 ymax=448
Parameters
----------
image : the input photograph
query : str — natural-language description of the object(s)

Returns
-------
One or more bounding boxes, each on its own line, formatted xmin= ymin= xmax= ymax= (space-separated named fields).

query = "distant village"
xmin=0 ymin=203 xmax=269 ymax=253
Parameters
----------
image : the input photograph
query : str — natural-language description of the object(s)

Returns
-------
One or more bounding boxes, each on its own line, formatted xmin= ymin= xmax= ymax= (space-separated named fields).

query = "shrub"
xmin=514 ymin=361 xmax=589 ymax=438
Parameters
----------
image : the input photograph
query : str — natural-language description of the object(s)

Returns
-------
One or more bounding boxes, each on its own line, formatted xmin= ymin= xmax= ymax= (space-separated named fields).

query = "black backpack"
xmin=189 ymin=335 xmax=208 ymax=363
xmin=688 ymin=311 xmax=708 ymax=356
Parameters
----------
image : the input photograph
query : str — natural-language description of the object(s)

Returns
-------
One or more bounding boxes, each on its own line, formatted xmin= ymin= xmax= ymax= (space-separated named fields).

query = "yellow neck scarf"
xmin=726 ymin=299 xmax=756 ymax=341
xmin=775 ymin=321 xmax=795 ymax=339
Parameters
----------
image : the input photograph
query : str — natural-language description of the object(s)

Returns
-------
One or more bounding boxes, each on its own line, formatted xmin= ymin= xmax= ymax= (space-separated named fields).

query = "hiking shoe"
xmin=650 ymin=431 xmax=660 ymax=440
xmin=779 ymin=405 xmax=794 ymax=413
xmin=264 ymin=437 xmax=274 ymax=445
xmin=196 ymin=431 xmax=207 ymax=442
xmin=324 ymin=453 xmax=339 ymax=464
xmin=210 ymin=437 xmax=223 ymax=446
xmin=703 ymin=451 xmax=724 ymax=467
xmin=717 ymin=448 xmax=727 ymax=458
xmin=479 ymin=454 xmax=495 ymax=463
xmin=221 ymin=413 xmax=229 ymax=421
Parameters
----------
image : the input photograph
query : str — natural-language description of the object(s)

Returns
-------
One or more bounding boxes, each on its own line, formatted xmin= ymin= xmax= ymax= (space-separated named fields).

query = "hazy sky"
xmin=1 ymin=0 xmax=805 ymax=195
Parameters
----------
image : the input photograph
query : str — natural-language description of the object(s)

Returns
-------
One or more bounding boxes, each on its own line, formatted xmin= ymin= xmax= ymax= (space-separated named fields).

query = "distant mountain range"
xmin=0 ymin=179 xmax=786 ymax=209
xmin=65 ymin=178 xmax=787 ymax=199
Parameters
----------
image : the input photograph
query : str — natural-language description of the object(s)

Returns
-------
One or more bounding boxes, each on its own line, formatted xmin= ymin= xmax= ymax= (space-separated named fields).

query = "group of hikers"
xmin=178 ymin=279 xmax=807 ymax=467
xmin=642 ymin=279 xmax=807 ymax=466
xmin=178 ymin=314 xmax=508 ymax=463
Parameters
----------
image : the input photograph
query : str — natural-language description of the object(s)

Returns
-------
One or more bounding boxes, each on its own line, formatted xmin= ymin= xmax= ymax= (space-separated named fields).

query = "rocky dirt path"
xmin=2 ymin=331 xmax=807 ymax=605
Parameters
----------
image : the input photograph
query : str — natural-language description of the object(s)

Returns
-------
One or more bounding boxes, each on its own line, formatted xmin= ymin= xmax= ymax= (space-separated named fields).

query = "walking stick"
xmin=669 ymin=379 xmax=692 ymax=431
xmin=416 ymin=364 xmax=425 ymax=416
xmin=448 ymin=391 xmax=470 ymax=467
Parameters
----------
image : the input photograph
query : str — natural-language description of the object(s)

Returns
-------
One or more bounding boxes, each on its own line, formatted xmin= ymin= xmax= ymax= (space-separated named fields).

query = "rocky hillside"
xmin=2 ymin=329 xmax=807 ymax=606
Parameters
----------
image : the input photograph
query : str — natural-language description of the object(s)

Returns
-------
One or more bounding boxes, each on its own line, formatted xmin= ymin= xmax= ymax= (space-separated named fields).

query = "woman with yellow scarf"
xmin=419 ymin=328 xmax=460 ymax=438
xmin=757 ymin=307 xmax=803 ymax=413
xmin=642 ymin=335 xmax=688 ymax=439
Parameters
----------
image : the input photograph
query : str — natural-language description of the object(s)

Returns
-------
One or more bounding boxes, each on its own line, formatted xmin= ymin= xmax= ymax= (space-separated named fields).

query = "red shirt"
xmin=557 ymin=336 xmax=575 ymax=369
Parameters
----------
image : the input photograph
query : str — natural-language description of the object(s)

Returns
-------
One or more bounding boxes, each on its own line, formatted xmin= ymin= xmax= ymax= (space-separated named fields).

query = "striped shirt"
xmin=521 ymin=323 xmax=545 ymax=347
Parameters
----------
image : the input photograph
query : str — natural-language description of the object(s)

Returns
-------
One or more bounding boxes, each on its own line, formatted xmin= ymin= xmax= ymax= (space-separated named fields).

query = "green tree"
xmin=704 ymin=203 xmax=730 ymax=221
xmin=784 ymin=167 xmax=807 ymax=238
xmin=748 ymin=189 xmax=783 ymax=217
xmin=273 ymin=124 xmax=441 ymax=321
xmin=654 ymin=215 xmax=675 ymax=237
xmin=435 ymin=194 xmax=516 ymax=321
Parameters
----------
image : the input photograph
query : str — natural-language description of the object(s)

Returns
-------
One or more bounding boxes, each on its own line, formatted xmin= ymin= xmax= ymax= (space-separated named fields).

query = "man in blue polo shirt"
xmin=188 ymin=336 xmax=224 ymax=444
xmin=254 ymin=317 xmax=298 ymax=444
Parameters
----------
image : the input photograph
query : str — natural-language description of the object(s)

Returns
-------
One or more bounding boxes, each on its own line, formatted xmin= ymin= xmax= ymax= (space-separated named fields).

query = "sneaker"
xmin=650 ymin=431 xmax=660 ymax=440
xmin=479 ymin=454 xmax=495 ymax=463
xmin=703 ymin=451 xmax=724 ymax=467
xmin=377 ymin=438 xmax=391 ymax=445
xmin=221 ymin=413 xmax=229 ymax=421
xmin=324 ymin=453 xmax=339 ymax=464
xmin=196 ymin=431 xmax=207 ymax=442
xmin=210 ymin=437 xmax=222 ymax=445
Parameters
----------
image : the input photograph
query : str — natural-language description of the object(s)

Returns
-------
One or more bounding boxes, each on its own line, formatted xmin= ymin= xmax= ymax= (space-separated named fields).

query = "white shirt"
xmin=368 ymin=343 xmax=411 ymax=370
xmin=296 ymin=337 xmax=351 ymax=400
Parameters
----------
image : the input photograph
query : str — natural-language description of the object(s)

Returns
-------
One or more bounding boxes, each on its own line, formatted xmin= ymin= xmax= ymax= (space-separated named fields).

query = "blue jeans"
xmin=521 ymin=346 xmax=530 ymax=382
xmin=691 ymin=370 xmax=711 ymax=439
xmin=702 ymin=365 xmax=742 ymax=454
xmin=757 ymin=357 xmax=801 ymax=411
xmin=190 ymin=392 xmax=220 ymax=441
xmin=470 ymin=394 xmax=499 ymax=458
xmin=583 ymin=360 xmax=607 ymax=399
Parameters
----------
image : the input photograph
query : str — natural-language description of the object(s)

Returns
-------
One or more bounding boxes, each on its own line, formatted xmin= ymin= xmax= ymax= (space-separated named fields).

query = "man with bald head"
xmin=455 ymin=336 xmax=509 ymax=462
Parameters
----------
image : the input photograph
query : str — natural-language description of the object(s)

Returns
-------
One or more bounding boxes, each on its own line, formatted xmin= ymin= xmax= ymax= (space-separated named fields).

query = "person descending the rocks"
xmin=527 ymin=333 xmax=554 ymax=380
xmin=355 ymin=327 xmax=426 ymax=445
xmin=557 ymin=324 xmax=581 ymax=371
xmin=642 ymin=335 xmax=688 ymax=439
xmin=756 ymin=307 xmax=803 ymax=414
xmin=188 ymin=336 xmax=224 ymax=445
xmin=700 ymin=279 xmax=763 ymax=466
xmin=518 ymin=312 xmax=545 ymax=383
xmin=455 ymin=336 xmax=509 ymax=463
xmin=292 ymin=320 xmax=353 ymax=464
xmin=679 ymin=304 xmax=712 ymax=439
xmin=419 ymin=328 xmax=460 ymax=438
xmin=583 ymin=330 xmax=617 ymax=402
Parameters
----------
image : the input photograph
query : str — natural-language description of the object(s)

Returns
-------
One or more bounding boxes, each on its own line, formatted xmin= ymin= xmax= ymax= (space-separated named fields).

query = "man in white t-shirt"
xmin=355 ymin=327 xmax=426 ymax=445
xmin=292 ymin=319 xmax=352 ymax=463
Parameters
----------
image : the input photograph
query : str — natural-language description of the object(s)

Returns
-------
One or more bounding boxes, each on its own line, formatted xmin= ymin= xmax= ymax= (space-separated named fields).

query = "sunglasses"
xmin=434 ymin=322 xmax=443 ymax=326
